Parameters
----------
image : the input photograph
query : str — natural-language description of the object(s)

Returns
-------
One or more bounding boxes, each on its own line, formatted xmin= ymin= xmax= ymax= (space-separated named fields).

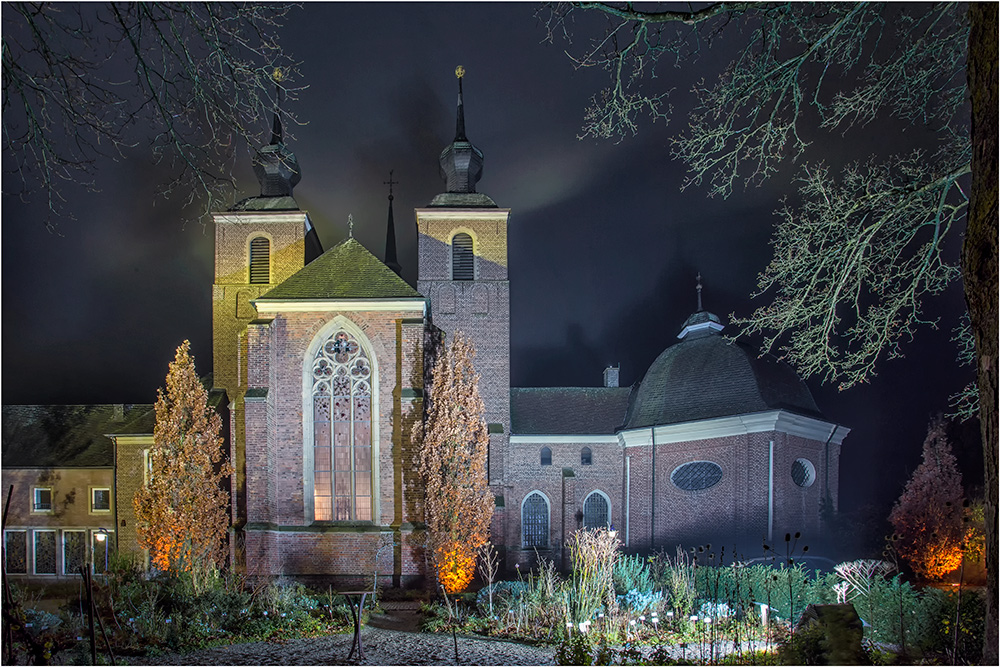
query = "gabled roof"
xmin=1 ymin=404 xmax=154 ymax=468
xmin=510 ymin=387 xmax=632 ymax=435
xmin=257 ymin=237 xmax=422 ymax=301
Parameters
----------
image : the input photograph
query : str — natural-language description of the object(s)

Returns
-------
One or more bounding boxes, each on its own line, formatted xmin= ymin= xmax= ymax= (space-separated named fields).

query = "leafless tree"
xmin=2 ymin=2 xmax=303 ymax=229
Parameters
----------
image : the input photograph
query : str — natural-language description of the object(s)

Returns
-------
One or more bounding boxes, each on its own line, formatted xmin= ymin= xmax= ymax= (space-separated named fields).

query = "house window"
xmin=581 ymin=447 xmax=592 ymax=466
xmin=583 ymin=491 xmax=610 ymax=530
xmin=4 ymin=531 xmax=27 ymax=574
xmin=792 ymin=458 xmax=816 ymax=488
xmin=311 ymin=329 xmax=373 ymax=522
xmin=33 ymin=531 xmax=56 ymax=575
xmin=249 ymin=236 xmax=270 ymax=284
xmin=32 ymin=487 xmax=52 ymax=512
xmin=522 ymin=492 xmax=549 ymax=548
xmin=91 ymin=488 xmax=111 ymax=512
xmin=451 ymin=233 xmax=474 ymax=280
xmin=63 ymin=531 xmax=87 ymax=575
xmin=540 ymin=447 xmax=552 ymax=466
xmin=671 ymin=461 xmax=724 ymax=491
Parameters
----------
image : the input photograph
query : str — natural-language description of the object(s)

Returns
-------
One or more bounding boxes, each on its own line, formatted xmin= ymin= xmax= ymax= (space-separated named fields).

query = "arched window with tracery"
xmin=583 ymin=491 xmax=610 ymax=530
xmin=452 ymin=233 xmax=474 ymax=280
xmin=522 ymin=492 xmax=549 ymax=548
xmin=311 ymin=330 xmax=372 ymax=521
xmin=249 ymin=236 xmax=270 ymax=284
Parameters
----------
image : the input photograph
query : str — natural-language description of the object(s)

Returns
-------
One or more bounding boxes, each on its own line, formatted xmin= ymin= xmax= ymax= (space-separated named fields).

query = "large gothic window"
xmin=522 ymin=492 xmax=549 ymax=548
xmin=311 ymin=330 xmax=373 ymax=522
xmin=452 ymin=233 xmax=474 ymax=280
xmin=583 ymin=491 xmax=610 ymax=530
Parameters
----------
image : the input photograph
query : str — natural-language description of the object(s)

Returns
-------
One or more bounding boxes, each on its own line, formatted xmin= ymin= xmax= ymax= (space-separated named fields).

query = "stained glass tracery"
xmin=312 ymin=329 xmax=372 ymax=521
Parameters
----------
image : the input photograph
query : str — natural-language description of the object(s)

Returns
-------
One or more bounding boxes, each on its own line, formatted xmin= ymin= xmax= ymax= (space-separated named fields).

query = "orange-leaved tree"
xmin=414 ymin=332 xmax=493 ymax=595
xmin=134 ymin=340 xmax=233 ymax=587
xmin=889 ymin=418 xmax=965 ymax=580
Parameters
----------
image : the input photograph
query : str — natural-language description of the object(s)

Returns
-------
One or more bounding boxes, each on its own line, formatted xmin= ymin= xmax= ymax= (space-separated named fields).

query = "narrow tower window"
xmin=581 ymin=447 xmax=592 ymax=466
xmin=540 ymin=447 xmax=552 ymax=466
xmin=452 ymin=233 xmax=474 ymax=280
xmin=249 ymin=236 xmax=270 ymax=284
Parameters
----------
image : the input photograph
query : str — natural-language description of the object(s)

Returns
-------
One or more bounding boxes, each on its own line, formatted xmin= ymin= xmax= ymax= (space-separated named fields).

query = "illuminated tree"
xmin=133 ymin=340 xmax=233 ymax=588
xmin=2 ymin=3 xmax=302 ymax=228
xmin=889 ymin=419 xmax=964 ymax=580
xmin=541 ymin=4 xmax=996 ymax=658
xmin=413 ymin=332 xmax=493 ymax=595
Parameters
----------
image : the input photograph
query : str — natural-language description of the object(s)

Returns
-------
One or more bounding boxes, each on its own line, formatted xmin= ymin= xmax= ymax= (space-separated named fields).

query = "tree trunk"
xmin=964 ymin=4 xmax=998 ymax=665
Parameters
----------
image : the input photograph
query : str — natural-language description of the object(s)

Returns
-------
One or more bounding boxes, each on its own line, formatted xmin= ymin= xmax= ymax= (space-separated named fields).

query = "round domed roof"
xmin=624 ymin=311 xmax=821 ymax=430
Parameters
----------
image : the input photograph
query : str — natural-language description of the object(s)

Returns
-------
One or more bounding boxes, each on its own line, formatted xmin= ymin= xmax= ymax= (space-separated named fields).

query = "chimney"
xmin=112 ymin=404 xmax=124 ymax=421
xmin=603 ymin=365 xmax=620 ymax=388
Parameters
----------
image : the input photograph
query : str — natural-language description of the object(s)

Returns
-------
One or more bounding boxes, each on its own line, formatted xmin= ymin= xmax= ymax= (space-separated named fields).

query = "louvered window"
xmin=452 ymin=233 xmax=474 ymax=280
xmin=311 ymin=330 xmax=373 ymax=522
xmin=522 ymin=492 xmax=549 ymax=548
xmin=583 ymin=492 xmax=609 ymax=529
xmin=249 ymin=236 xmax=270 ymax=284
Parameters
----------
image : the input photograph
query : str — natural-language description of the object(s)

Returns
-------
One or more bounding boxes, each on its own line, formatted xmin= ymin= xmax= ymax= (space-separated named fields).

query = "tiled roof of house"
xmin=257 ymin=237 xmax=422 ymax=301
xmin=624 ymin=312 xmax=822 ymax=430
xmin=1 ymin=404 xmax=154 ymax=468
xmin=510 ymin=387 xmax=632 ymax=435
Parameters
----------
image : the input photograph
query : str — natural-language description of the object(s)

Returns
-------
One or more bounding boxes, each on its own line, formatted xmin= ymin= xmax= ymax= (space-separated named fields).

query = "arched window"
xmin=452 ymin=233 xmax=474 ymax=280
xmin=522 ymin=492 xmax=549 ymax=548
xmin=583 ymin=491 xmax=610 ymax=530
xmin=311 ymin=330 xmax=372 ymax=521
xmin=540 ymin=446 xmax=552 ymax=466
xmin=249 ymin=236 xmax=270 ymax=284
xmin=581 ymin=447 xmax=592 ymax=466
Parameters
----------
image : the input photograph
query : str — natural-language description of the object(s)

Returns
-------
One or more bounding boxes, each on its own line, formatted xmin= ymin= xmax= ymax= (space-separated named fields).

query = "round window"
xmin=671 ymin=461 xmax=723 ymax=491
xmin=791 ymin=458 xmax=816 ymax=487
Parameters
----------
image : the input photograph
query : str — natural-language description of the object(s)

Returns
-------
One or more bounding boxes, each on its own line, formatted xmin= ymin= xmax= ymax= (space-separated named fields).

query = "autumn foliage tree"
xmin=134 ymin=340 xmax=233 ymax=587
xmin=413 ymin=333 xmax=493 ymax=595
xmin=889 ymin=419 xmax=965 ymax=580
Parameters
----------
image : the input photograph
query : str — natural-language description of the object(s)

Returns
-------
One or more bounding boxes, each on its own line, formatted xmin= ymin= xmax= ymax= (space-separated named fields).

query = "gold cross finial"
xmin=455 ymin=65 xmax=465 ymax=79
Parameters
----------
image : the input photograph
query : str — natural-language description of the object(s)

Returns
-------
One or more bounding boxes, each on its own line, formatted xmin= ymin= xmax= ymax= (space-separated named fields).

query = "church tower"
xmin=415 ymin=68 xmax=511 ymax=493
xmin=212 ymin=109 xmax=321 ymax=535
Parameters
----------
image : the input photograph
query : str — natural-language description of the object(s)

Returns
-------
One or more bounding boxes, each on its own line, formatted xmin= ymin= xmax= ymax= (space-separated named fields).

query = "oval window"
xmin=671 ymin=461 xmax=723 ymax=491
xmin=791 ymin=458 xmax=816 ymax=487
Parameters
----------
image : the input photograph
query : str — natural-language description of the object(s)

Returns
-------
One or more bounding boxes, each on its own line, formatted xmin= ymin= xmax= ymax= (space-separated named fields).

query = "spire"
xmin=384 ymin=170 xmax=402 ymax=277
xmin=253 ymin=74 xmax=301 ymax=198
xmin=455 ymin=66 xmax=467 ymax=141
xmin=438 ymin=65 xmax=484 ymax=194
xmin=678 ymin=273 xmax=724 ymax=340
xmin=696 ymin=272 xmax=704 ymax=312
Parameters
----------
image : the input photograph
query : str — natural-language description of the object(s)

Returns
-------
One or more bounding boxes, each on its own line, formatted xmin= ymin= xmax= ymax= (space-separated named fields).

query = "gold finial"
xmin=455 ymin=65 xmax=465 ymax=79
xmin=273 ymin=67 xmax=284 ymax=83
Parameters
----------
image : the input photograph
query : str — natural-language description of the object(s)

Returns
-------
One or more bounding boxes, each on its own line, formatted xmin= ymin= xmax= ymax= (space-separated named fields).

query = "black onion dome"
xmin=624 ymin=311 xmax=821 ymax=429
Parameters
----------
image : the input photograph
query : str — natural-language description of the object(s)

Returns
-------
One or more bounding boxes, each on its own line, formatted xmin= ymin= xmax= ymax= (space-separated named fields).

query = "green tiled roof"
xmin=258 ymin=237 xmax=422 ymax=301
xmin=2 ymin=405 xmax=154 ymax=467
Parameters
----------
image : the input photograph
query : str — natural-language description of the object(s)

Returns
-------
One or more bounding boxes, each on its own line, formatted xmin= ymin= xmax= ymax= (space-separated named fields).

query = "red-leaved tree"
xmin=134 ymin=340 xmax=233 ymax=588
xmin=889 ymin=418 xmax=965 ymax=580
xmin=413 ymin=332 xmax=493 ymax=595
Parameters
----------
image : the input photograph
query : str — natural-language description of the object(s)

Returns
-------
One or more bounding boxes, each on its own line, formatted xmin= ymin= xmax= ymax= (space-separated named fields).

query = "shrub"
xmin=614 ymin=554 xmax=654 ymax=595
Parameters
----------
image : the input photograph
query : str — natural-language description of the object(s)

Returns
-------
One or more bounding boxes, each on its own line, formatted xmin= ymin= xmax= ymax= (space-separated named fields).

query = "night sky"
xmin=2 ymin=4 xmax=981 ymax=525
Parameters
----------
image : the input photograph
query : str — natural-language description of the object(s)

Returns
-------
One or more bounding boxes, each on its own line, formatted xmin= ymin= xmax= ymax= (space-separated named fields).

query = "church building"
xmin=3 ymin=72 xmax=848 ymax=585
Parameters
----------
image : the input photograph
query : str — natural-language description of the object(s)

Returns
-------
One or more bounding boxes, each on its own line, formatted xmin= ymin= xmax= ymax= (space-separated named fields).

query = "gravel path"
xmin=122 ymin=609 xmax=557 ymax=666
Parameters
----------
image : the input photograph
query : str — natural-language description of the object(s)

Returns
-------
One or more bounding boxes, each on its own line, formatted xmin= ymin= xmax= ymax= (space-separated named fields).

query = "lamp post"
xmin=95 ymin=528 xmax=108 ymax=574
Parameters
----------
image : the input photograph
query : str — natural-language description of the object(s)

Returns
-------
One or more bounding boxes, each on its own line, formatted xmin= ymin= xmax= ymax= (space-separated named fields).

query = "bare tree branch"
xmin=2 ymin=2 xmax=303 ymax=229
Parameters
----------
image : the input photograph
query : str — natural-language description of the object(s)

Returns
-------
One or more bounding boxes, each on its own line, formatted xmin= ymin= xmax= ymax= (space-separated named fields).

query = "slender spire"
xmin=696 ymin=272 xmax=703 ymax=312
xmin=384 ymin=170 xmax=402 ymax=276
xmin=455 ymin=65 xmax=467 ymax=141
xmin=438 ymin=65 xmax=484 ymax=194
xmin=348 ymin=214 xmax=354 ymax=238
xmin=253 ymin=70 xmax=300 ymax=197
